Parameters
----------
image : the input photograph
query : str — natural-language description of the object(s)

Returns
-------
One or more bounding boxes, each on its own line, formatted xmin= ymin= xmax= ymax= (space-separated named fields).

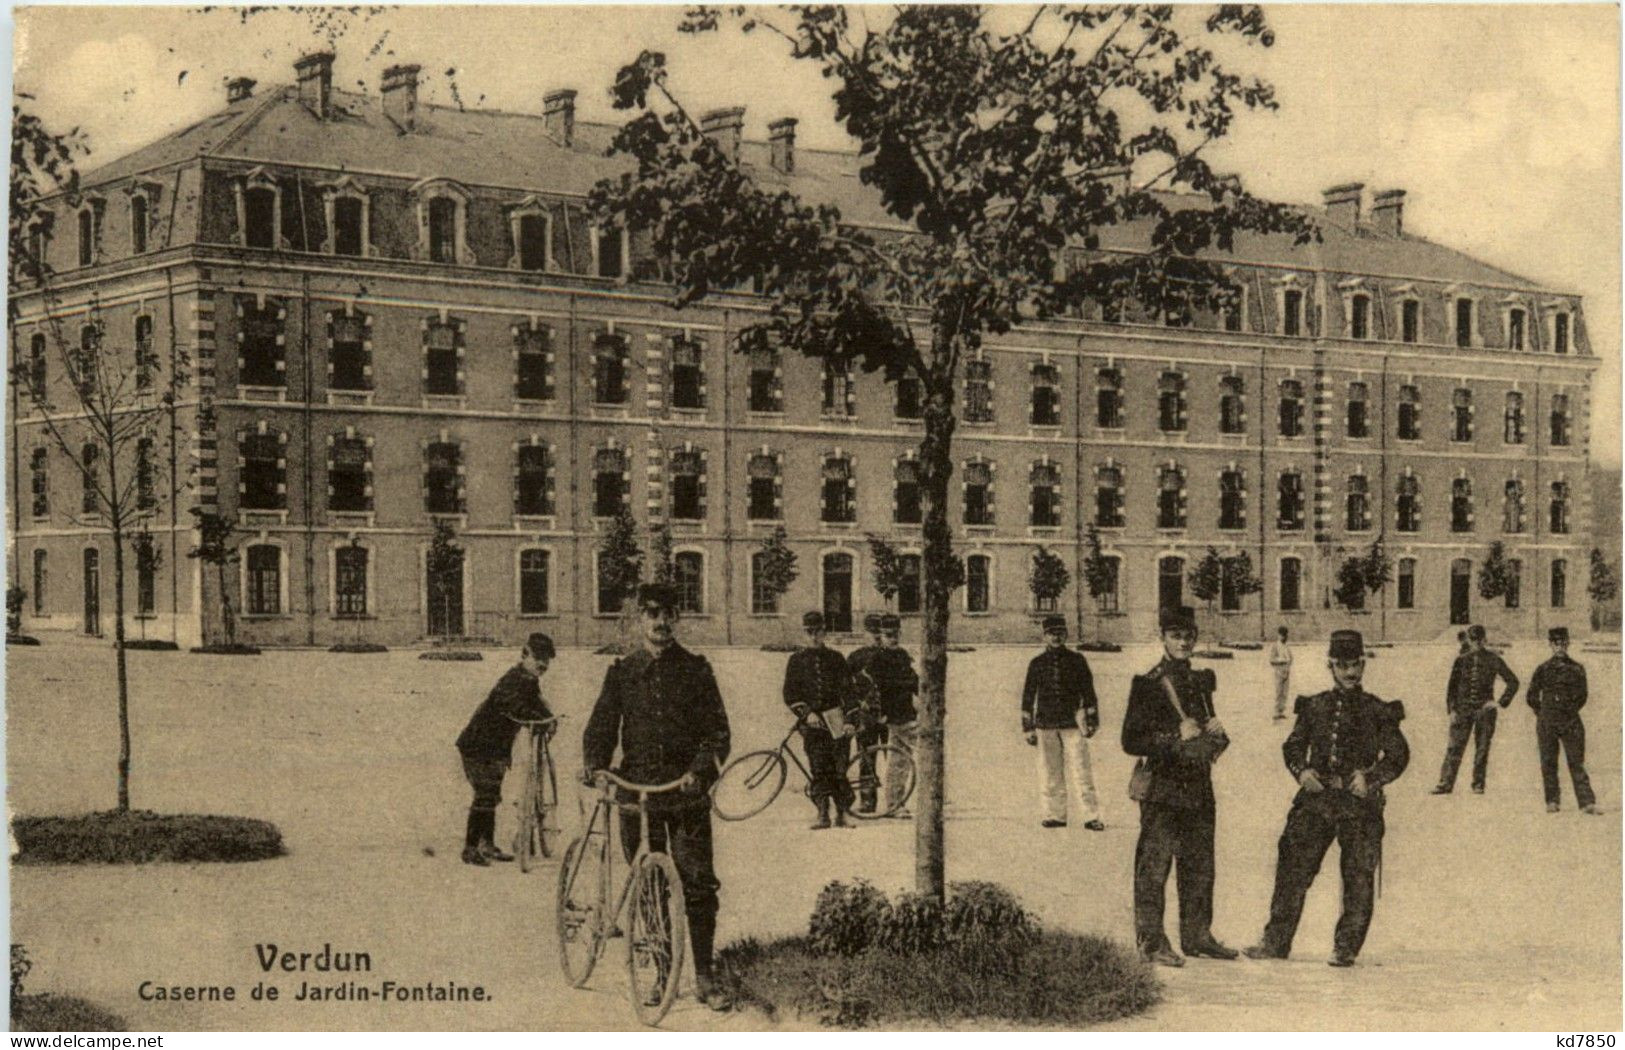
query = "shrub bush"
xmin=1076 ymin=641 xmax=1121 ymax=652
xmin=419 ymin=650 xmax=483 ymax=661
xmin=191 ymin=643 xmax=261 ymax=655
xmin=13 ymin=945 xmax=32 ymax=1000
xmin=12 ymin=994 xmax=127 ymax=1031
xmin=329 ymin=643 xmax=388 ymax=653
xmin=122 ymin=639 xmax=179 ymax=651
xmin=808 ymin=880 xmax=889 ymax=957
xmin=13 ymin=811 xmax=286 ymax=865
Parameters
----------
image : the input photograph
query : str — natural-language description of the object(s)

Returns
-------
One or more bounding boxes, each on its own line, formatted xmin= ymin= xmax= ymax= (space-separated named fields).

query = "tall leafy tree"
xmin=648 ymin=522 xmax=676 ymax=586
xmin=187 ymin=510 xmax=240 ymax=647
xmin=1187 ymin=546 xmax=1224 ymax=614
xmin=597 ymin=508 xmax=645 ymax=646
xmin=866 ymin=533 xmax=903 ymax=611
xmin=1477 ymin=541 xmax=1514 ymax=603
xmin=591 ymin=4 xmax=1313 ymax=897
xmin=1029 ymin=545 xmax=1071 ymax=615
xmin=754 ymin=525 xmax=800 ymax=644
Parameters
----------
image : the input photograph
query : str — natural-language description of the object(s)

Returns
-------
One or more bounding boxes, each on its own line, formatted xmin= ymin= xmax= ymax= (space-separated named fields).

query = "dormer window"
xmin=130 ymin=194 xmax=148 ymax=254
xmin=235 ymin=169 xmax=282 ymax=250
xmin=1400 ymin=298 xmax=1420 ymax=343
xmin=1275 ymin=277 xmax=1308 ymax=336
xmin=507 ymin=197 xmax=553 ymax=272
xmin=412 ymin=179 xmax=472 ymax=265
xmin=322 ymin=176 xmax=370 ymax=258
xmin=592 ymin=223 xmax=628 ymax=279
xmin=1350 ymin=293 xmax=1370 ymax=340
xmin=1507 ymin=306 xmax=1526 ymax=350
xmin=1552 ymin=310 xmax=1571 ymax=354
xmin=1454 ymin=295 xmax=1475 ymax=348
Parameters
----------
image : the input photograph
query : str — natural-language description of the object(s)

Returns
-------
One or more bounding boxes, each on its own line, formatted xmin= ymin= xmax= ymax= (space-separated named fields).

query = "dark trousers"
xmin=461 ymin=755 xmax=507 ymax=847
xmin=1438 ymin=706 xmax=1498 ymax=790
xmin=1537 ymin=714 xmax=1596 ymax=808
xmin=1133 ymin=800 xmax=1217 ymax=953
xmin=619 ymin=800 xmax=721 ymax=976
xmin=801 ymin=725 xmax=854 ymax=811
xmin=854 ymin=723 xmax=888 ymax=810
xmin=1259 ymin=793 xmax=1384 ymax=959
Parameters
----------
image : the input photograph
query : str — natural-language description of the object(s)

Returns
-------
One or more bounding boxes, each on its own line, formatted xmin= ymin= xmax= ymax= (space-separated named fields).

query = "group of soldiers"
xmin=451 ymin=582 xmax=1603 ymax=1008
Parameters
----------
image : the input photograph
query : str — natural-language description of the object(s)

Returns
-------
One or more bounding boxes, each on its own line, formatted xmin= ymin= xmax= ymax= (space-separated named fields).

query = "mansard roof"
xmin=79 ymin=82 xmax=1554 ymax=295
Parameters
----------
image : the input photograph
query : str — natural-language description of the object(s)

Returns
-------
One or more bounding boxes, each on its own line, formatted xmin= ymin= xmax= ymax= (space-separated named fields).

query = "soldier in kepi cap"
xmin=1527 ymin=627 xmax=1601 ymax=815
xmin=1244 ymin=629 xmax=1409 ymax=968
xmin=1122 ymin=605 xmax=1235 ymax=966
xmin=1021 ymin=614 xmax=1104 ymax=830
xmin=846 ymin=613 xmax=887 ymax=814
xmin=455 ymin=632 xmax=556 ymax=865
xmin=865 ymin=612 xmax=920 ymax=817
xmin=1432 ymin=624 xmax=1519 ymax=795
xmin=783 ymin=610 xmax=859 ymax=829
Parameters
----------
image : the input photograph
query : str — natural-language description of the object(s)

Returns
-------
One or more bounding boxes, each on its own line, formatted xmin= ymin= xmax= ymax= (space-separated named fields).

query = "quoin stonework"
xmin=9 ymin=51 xmax=1597 ymax=650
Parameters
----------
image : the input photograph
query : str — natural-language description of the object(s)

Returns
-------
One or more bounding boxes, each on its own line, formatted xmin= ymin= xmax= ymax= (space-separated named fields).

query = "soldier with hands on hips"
xmin=1527 ymin=626 xmax=1601 ymax=815
xmin=581 ymin=583 xmax=733 ymax=1009
xmin=783 ymin=610 xmax=859 ymax=829
xmin=1244 ymin=629 xmax=1409 ymax=968
xmin=1121 ymin=605 xmax=1236 ymax=967
xmin=1433 ymin=624 xmax=1518 ymax=795
xmin=1021 ymin=614 xmax=1104 ymax=830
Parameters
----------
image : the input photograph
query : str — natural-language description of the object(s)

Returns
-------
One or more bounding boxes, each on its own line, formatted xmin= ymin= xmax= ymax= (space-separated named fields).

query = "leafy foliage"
xmin=12 ymin=810 xmax=285 ymax=864
xmin=753 ymin=525 xmax=800 ymax=607
xmin=1188 ymin=547 xmax=1224 ymax=610
xmin=1081 ymin=525 xmax=1113 ymax=608
xmin=1477 ymin=541 xmax=1514 ymax=601
xmin=1333 ymin=537 xmax=1391 ymax=611
xmin=866 ymin=533 xmax=903 ymax=608
xmin=808 ymin=879 xmax=889 ymax=957
xmin=6 ymin=586 xmax=27 ymax=635
xmin=1221 ymin=551 xmax=1263 ymax=603
xmin=1029 ymin=545 xmax=1071 ymax=608
xmin=1588 ymin=547 xmax=1618 ymax=604
xmin=596 ymin=508 xmax=644 ymax=610
xmin=648 ymin=522 xmax=675 ymax=585
xmin=425 ymin=521 xmax=463 ymax=638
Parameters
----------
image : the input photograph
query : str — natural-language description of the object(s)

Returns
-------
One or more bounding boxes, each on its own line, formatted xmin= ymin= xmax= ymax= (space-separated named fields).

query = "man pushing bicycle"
xmin=582 ymin=583 xmax=733 ymax=1010
xmin=455 ymin=632 xmax=555 ymax=866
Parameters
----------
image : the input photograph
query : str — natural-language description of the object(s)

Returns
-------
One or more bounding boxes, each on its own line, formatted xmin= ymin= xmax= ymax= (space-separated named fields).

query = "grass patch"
xmin=419 ymin=650 xmax=483 ymax=661
xmin=1077 ymin=641 xmax=1122 ymax=653
xmin=1192 ymin=649 xmax=1234 ymax=660
xmin=7 ymin=633 xmax=41 ymax=646
xmin=191 ymin=643 xmax=262 ymax=655
xmin=13 ymin=810 xmax=286 ymax=865
xmin=329 ymin=642 xmax=388 ymax=653
xmin=122 ymin=639 xmax=179 ymax=651
xmin=1221 ymin=641 xmax=1263 ymax=651
xmin=12 ymin=994 xmax=127 ymax=1031
xmin=714 ymin=880 xmax=1157 ymax=1028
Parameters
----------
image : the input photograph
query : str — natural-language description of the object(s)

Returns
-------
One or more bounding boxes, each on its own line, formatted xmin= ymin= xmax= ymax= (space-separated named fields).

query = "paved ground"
xmin=7 ymin=636 xmax=1620 ymax=1031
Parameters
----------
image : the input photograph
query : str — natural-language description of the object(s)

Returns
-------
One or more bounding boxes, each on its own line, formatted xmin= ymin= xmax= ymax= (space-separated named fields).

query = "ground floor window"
xmin=520 ymin=549 xmax=550 ymax=615
xmin=751 ymin=552 xmax=779 ymax=615
xmin=336 ymin=546 xmax=368 ymax=616
xmin=32 ymin=550 xmax=46 ymax=615
xmin=1397 ymin=558 xmax=1416 ymax=610
xmin=1279 ymin=557 xmax=1301 ymax=612
xmin=1551 ymin=559 xmax=1567 ymax=609
xmin=137 ymin=544 xmax=156 ymax=616
xmin=596 ymin=551 xmax=623 ymax=615
xmin=674 ymin=551 xmax=704 ymax=614
xmin=1096 ymin=556 xmax=1120 ymax=613
xmin=965 ymin=554 xmax=990 ymax=613
xmin=246 ymin=544 xmax=281 ymax=616
xmin=897 ymin=554 xmax=922 ymax=614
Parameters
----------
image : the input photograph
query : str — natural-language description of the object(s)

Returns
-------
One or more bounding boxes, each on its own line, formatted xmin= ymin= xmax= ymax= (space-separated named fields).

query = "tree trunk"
xmin=111 ymin=524 xmax=131 ymax=813
xmin=217 ymin=561 xmax=235 ymax=647
xmin=914 ymin=380 xmax=957 ymax=901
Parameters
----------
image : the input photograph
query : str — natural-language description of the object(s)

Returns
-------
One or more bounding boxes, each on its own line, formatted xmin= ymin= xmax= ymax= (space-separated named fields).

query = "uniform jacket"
xmin=1527 ymin=654 xmax=1588 ymax=722
xmin=864 ymin=646 xmax=919 ymax=725
xmin=1120 ymin=658 xmax=1223 ymax=809
xmin=583 ymin=642 xmax=732 ymax=792
xmin=1020 ymin=646 xmax=1100 ymax=731
xmin=783 ymin=645 xmax=857 ymax=716
xmin=1283 ymin=688 xmax=1409 ymax=805
xmin=456 ymin=665 xmax=551 ymax=760
xmin=1445 ymin=649 xmax=1520 ymax=712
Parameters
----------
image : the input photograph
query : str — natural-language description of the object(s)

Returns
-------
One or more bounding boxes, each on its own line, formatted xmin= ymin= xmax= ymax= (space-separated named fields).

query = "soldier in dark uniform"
xmin=1527 ymin=626 xmax=1600 ymax=815
xmin=783 ymin=610 xmax=859 ymax=829
xmin=582 ymin=583 xmax=732 ymax=1008
xmin=1021 ymin=614 xmax=1104 ymax=830
xmin=1432 ymin=624 xmax=1519 ymax=795
xmin=1244 ymin=629 xmax=1409 ymax=968
xmin=1121 ymin=605 xmax=1235 ymax=966
xmin=847 ymin=613 xmax=886 ymax=813
xmin=866 ymin=612 xmax=920 ymax=817
xmin=455 ymin=632 xmax=555 ymax=866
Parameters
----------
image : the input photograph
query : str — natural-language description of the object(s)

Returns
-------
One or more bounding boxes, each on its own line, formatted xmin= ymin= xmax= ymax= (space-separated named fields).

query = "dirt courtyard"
xmin=7 ymin=636 xmax=1620 ymax=1031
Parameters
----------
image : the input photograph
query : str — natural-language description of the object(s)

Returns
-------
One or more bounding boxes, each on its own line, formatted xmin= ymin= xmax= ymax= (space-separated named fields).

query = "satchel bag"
xmin=1127 ymin=674 xmax=1193 ymax=800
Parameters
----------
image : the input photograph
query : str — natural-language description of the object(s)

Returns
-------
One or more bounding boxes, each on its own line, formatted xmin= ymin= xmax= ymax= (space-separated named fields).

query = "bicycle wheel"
xmin=710 ymin=749 xmax=788 ymax=821
xmin=845 ymin=744 xmax=916 ymax=820
xmin=556 ymin=835 xmax=608 ymax=987
xmin=515 ymin=759 xmax=541 ymax=873
xmin=536 ymin=750 xmax=561 ymax=859
xmin=626 ymin=851 xmax=688 ymax=1027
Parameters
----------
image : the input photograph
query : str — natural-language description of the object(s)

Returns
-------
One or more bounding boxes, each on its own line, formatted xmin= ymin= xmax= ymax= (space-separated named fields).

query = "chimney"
xmin=381 ymin=64 xmax=421 ymax=132
xmin=1321 ymin=182 xmax=1364 ymax=228
xmin=543 ymin=89 xmax=576 ymax=147
xmin=1371 ymin=189 xmax=1406 ymax=238
xmin=226 ymin=77 xmax=256 ymax=104
xmin=294 ymin=51 xmax=335 ymax=119
xmin=700 ymin=106 xmax=746 ymax=162
xmin=768 ymin=117 xmax=798 ymax=174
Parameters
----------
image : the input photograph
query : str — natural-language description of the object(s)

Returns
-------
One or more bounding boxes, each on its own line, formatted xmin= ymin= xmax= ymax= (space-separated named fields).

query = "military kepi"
xmin=1549 ymin=626 xmax=1569 ymax=644
xmin=802 ymin=610 xmax=826 ymax=630
xmin=637 ymin=582 xmax=678 ymax=611
xmin=1327 ymin=629 xmax=1364 ymax=660
xmin=879 ymin=613 xmax=901 ymax=631
xmin=863 ymin=612 xmax=883 ymax=633
xmin=1158 ymin=605 xmax=1197 ymax=633
xmin=525 ymin=632 xmax=556 ymax=660
xmin=1041 ymin=614 xmax=1068 ymax=634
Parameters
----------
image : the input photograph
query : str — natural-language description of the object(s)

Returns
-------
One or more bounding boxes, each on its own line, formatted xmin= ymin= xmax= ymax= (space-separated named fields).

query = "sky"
xmin=11 ymin=3 xmax=1621 ymax=464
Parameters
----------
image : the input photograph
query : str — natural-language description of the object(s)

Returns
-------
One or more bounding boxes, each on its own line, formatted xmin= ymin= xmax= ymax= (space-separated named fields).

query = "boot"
xmin=810 ymin=798 xmax=832 ymax=830
xmin=832 ymin=807 xmax=853 ymax=828
xmin=476 ymin=811 xmax=514 ymax=862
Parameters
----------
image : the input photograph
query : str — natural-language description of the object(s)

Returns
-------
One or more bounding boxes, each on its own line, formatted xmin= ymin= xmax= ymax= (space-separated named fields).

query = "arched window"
xmin=1347 ymin=382 xmax=1369 ymax=439
xmin=1096 ymin=367 xmax=1124 ymax=429
xmin=1452 ymin=388 xmax=1474 ymax=442
xmin=1504 ymin=392 xmax=1525 ymax=444
xmin=1550 ymin=395 xmax=1572 ymax=447
xmin=1397 ymin=384 xmax=1421 ymax=440
xmin=1158 ymin=372 xmax=1187 ymax=432
xmin=1550 ymin=482 xmax=1571 ymax=534
xmin=1030 ymin=363 xmax=1060 ymax=426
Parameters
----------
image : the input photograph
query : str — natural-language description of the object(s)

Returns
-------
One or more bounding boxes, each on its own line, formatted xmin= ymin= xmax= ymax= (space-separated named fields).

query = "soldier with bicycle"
xmin=582 ymin=583 xmax=733 ymax=1009
xmin=455 ymin=632 xmax=555 ymax=866
xmin=863 ymin=612 xmax=919 ymax=818
xmin=783 ymin=610 xmax=859 ymax=829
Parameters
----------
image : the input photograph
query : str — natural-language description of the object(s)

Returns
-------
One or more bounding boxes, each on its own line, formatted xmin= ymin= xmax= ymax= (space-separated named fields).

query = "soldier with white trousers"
xmin=1022 ymin=615 xmax=1104 ymax=830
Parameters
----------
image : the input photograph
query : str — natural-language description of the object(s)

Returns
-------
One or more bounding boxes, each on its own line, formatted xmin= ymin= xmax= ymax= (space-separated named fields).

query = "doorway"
xmin=822 ymin=552 xmax=854 ymax=633
xmin=1159 ymin=556 xmax=1185 ymax=611
xmin=1450 ymin=559 xmax=1471 ymax=626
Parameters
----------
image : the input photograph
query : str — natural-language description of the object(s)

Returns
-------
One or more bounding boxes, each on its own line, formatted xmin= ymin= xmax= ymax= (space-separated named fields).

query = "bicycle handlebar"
xmin=592 ymin=770 xmax=691 ymax=795
xmin=507 ymin=714 xmax=561 ymax=727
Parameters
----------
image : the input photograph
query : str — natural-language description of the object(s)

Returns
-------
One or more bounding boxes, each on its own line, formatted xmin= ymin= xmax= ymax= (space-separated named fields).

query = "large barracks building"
xmin=9 ymin=52 xmax=1598 ymax=649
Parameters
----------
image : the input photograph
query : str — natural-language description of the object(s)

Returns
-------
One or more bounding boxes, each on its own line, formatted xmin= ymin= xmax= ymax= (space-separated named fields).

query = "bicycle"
xmin=509 ymin=715 xmax=561 ymax=872
xmin=710 ymin=707 xmax=916 ymax=822
xmin=556 ymin=770 xmax=691 ymax=1026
